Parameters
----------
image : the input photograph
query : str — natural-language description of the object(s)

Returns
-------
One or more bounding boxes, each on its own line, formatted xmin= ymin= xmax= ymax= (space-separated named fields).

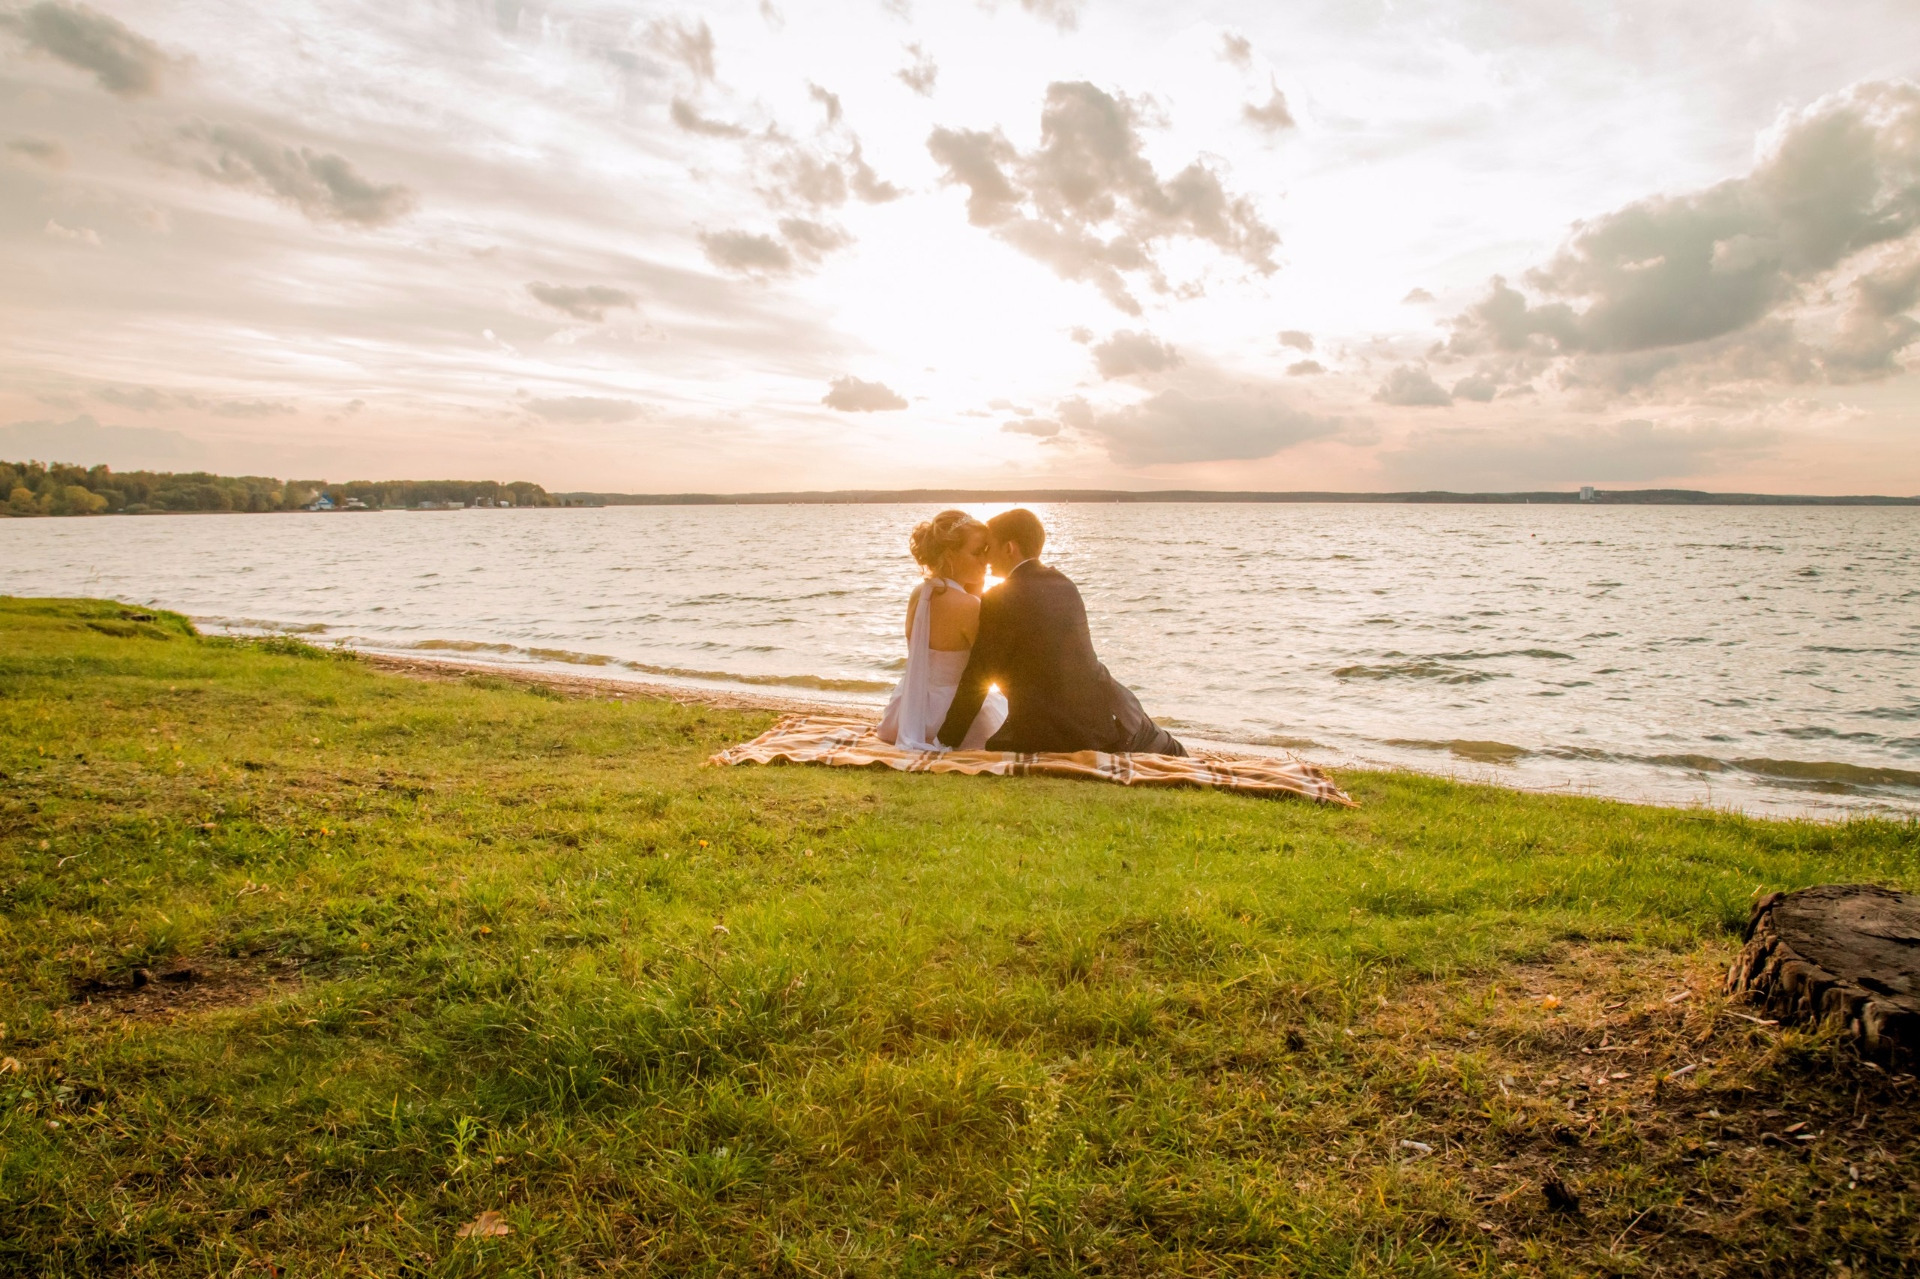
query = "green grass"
xmin=1 ymin=595 xmax=1916 ymax=1277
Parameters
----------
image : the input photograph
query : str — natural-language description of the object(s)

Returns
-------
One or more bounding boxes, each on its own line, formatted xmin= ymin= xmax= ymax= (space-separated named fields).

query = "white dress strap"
xmin=897 ymin=577 xmax=964 ymax=751
xmin=877 ymin=577 xmax=960 ymax=751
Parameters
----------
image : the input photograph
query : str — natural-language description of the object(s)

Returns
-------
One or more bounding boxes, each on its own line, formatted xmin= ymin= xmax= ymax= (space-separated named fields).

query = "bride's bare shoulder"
xmin=935 ymin=588 xmax=981 ymax=619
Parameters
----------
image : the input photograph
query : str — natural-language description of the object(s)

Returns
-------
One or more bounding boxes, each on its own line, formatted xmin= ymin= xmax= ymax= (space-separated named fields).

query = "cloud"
xmin=898 ymin=43 xmax=937 ymax=96
xmin=1019 ymin=0 xmax=1080 ymax=31
xmin=768 ymin=149 xmax=847 ymax=207
xmin=670 ymin=98 xmax=747 ymax=138
xmin=44 ymin=218 xmax=98 ymax=245
xmin=1403 ymin=287 xmax=1435 ymax=304
xmin=1243 ymin=83 xmax=1295 ymax=133
xmin=0 ymin=414 xmax=203 ymax=466
xmin=0 ymin=1 xmax=168 ymax=98
xmin=926 ymin=127 xmax=1020 ymax=224
xmin=1824 ymin=250 xmax=1920 ymax=381
xmin=777 ymin=216 xmax=851 ymax=261
xmin=94 ymin=385 xmax=181 ymax=412
xmin=1451 ymin=373 xmax=1498 ymax=402
xmin=808 ymin=83 xmax=842 ymax=127
xmin=1387 ymin=420 xmax=1777 ymax=486
xmin=527 ymin=282 xmax=638 ymax=322
xmin=86 ymin=386 xmax=296 ymax=418
xmin=1220 ymin=32 xmax=1253 ymax=67
xmin=529 ymin=396 xmax=646 ymax=422
xmin=1278 ymin=329 xmax=1313 ymax=352
xmin=766 ymin=140 xmax=899 ymax=209
xmin=1287 ymin=360 xmax=1324 ymax=376
xmin=209 ymin=398 xmax=295 ymax=418
xmin=701 ymin=229 xmax=794 ymax=274
xmin=172 ymin=122 xmax=416 ymax=226
xmin=928 ymin=81 xmax=1279 ymax=314
xmin=7 ymin=136 xmax=68 ymax=168
xmin=1091 ymin=329 xmax=1181 ymax=378
xmin=1002 ymin=416 xmax=1060 ymax=437
xmin=1446 ymin=81 xmax=1920 ymax=392
xmin=1376 ymin=365 xmax=1453 ymax=406
xmin=822 ymin=375 xmax=907 ymax=411
xmin=1063 ymin=388 xmax=1338 ymax=465
xmin=649 ymin=17 xmax=715 ymax=83
xmin=846 ymin=143 xmax=901 ymax=203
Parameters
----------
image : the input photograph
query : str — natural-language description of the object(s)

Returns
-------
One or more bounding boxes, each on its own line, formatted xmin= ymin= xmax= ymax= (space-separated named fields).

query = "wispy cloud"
xmin=527 ymin=283 xmax=638 ymax=322
xmin=169 ymin=122 xmax=415 ymax=226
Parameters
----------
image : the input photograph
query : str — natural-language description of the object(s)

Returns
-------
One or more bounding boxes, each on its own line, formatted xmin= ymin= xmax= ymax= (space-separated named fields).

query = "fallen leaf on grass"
xmin=456 ymin=1210 xmax=513 ymax=1238
xmin=1540 ymin=995 xmax=1561 ymax=1009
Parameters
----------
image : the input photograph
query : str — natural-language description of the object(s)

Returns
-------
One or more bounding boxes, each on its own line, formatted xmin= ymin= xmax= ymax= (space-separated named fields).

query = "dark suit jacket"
xmin=937 ymin=560 xmax=1137 ymax=752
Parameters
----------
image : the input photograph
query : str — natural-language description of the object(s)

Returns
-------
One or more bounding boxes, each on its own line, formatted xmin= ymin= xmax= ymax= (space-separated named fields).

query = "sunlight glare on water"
xmin=4 ymin=503 xmax=1917 ymax=818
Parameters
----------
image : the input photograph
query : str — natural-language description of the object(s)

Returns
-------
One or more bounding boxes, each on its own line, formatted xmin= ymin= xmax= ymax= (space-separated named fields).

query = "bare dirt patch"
xmin=1345 ymin=941 xmax=1920 ymax=1273
xmin=65 ymin=955 xmax=308 ymax=1027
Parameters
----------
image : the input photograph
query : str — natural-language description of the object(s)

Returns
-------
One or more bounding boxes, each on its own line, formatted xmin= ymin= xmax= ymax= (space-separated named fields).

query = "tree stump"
xmin=1724 ymin=884 xmax=1920 ymax=1057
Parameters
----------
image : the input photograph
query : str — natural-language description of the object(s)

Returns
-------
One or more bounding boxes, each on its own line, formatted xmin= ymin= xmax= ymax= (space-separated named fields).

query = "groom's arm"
xmin=936 ymin=593 xmax=1003 ymax=748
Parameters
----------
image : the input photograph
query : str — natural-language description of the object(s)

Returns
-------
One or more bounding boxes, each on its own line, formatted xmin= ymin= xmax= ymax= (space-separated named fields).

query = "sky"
xmin=2 ymin=0 xmax=1918 ymax=494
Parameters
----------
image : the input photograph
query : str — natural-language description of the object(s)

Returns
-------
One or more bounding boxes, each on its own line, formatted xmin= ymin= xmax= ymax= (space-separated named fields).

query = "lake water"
xmin=5 ymin=503 xmax=1917 ymax=819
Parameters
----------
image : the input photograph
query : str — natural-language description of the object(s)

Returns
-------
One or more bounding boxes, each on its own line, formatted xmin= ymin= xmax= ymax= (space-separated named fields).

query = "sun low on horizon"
xmin=3 ymin=0 xmax=1920 ymax=495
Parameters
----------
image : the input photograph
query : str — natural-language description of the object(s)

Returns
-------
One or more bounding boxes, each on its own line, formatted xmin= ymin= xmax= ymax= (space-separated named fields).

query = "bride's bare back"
xmin=905 ymin=583 xmax=981 ymax=652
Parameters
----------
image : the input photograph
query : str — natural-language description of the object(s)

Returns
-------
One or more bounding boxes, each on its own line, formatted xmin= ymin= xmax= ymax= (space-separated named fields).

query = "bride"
xmin=876 ymin=509 xmax=1009 ymax=751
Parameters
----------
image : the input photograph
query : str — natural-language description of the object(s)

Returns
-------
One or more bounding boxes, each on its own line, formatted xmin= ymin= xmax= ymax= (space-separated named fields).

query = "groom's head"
xmin=986 ymin=508 xmax=1045 ymax=577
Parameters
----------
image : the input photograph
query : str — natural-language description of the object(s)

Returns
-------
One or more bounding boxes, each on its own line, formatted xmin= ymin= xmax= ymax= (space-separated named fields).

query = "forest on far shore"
xmin=2 ymin=459 xmax=555 ymax=515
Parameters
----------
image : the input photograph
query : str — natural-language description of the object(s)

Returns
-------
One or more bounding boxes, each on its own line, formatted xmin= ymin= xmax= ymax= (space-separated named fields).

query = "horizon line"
xmin=548 ymin=487 xmax=1920 ymax=506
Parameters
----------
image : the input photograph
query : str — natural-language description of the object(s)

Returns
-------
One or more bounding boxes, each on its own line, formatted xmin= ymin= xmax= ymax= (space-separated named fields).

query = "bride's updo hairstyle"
xmin=909 ymin=509 xmax=984 ymax=579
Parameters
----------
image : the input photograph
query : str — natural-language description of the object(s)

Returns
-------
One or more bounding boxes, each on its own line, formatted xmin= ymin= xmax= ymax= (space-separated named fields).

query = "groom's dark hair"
xmin=988 ymin=508 xmax=1045 ymax=560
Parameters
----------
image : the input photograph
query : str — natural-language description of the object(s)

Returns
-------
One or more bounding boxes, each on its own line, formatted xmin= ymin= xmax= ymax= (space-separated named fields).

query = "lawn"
xmin=1 ymin=595 xmax=1916 ymax=1277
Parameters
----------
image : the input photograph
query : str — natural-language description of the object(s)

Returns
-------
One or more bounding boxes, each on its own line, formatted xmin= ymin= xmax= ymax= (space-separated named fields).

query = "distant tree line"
xmin=3 ymin=460 xmax=555 ymax=516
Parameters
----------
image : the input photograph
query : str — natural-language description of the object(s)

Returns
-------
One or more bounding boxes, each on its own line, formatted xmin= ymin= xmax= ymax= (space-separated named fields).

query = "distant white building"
xmin=1579 ymin=486 xmax=1596 ymax=502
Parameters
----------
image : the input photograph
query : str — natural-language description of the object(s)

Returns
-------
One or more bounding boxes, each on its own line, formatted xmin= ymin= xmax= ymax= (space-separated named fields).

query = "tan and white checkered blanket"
xmin=709 ymin=714 xmax=1356 ymax=806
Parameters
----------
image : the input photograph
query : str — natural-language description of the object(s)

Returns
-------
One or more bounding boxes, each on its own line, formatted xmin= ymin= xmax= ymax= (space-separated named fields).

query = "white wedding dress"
xmin=877 ymin=577 xmax=1009 ymax=751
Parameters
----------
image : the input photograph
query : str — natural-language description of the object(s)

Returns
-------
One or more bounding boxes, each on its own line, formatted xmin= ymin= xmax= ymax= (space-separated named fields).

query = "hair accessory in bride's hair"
xmin=908 ymin=509 xmax=984 ymax=578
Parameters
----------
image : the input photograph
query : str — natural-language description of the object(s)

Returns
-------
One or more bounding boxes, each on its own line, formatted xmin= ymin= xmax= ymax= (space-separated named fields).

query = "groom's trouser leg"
xmin=1123 ymin=720 xmax=1187 ymax=757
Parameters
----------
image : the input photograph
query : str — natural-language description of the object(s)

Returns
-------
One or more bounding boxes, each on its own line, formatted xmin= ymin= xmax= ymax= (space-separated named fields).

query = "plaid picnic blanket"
xmin=709 ymin=714 xmax=1357 ymax=806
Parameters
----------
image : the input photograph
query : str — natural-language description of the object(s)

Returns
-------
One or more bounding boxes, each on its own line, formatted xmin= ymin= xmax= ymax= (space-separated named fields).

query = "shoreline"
xmin=359 ymin=652 xmax=882 ymax=719
xmin=358 ymin=652 xmax=1914 ymax=823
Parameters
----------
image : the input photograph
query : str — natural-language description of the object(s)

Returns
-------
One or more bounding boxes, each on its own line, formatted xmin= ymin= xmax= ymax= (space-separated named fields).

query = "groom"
xmin=936 ymin=508 xmax=1187 ymax=756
